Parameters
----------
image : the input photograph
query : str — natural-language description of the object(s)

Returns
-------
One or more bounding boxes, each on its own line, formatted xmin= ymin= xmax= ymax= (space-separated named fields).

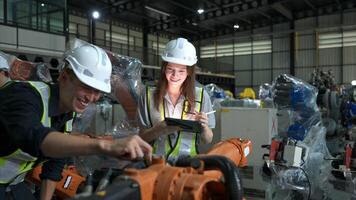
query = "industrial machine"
xmin=309 ymin=69 xmax=356 ymax=197
xmin=28 ymin=138 xmax=252 ymax=200
xmin=258 ymin=72 xmax=356 ymax=199
xmin=0 ymin=50 xmax=52 ymax=82
xmin=73 ymin=138 xmax=251 ymax=200
xmin=261 ymin=74 xmax=333 ymax=199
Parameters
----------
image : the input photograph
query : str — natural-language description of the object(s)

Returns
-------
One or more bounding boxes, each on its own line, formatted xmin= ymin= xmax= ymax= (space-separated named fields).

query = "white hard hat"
xmin=65 ymin=44 xmax=112 ymax=93
xmin=161 ymin=38 xmax=197 ymax=66
xmin=0 ymin=52 xmax=10 ymax=71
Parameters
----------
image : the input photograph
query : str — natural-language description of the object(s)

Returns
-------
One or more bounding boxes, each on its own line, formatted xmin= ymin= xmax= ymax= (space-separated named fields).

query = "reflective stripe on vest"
xmin=166 ymin=87 xmax=203 ymax=164
xmin=0 ymin=80 xmax=11 ymax=89
xmin=146 ymin=87 xmax=171 ymax=156
xmin=146 ymin=86 xmax=204 ymax=162
xmin=64 ymin=112 xmax=76 ymax=134
xmin=0 ymin=81 xmax=51 ymax=184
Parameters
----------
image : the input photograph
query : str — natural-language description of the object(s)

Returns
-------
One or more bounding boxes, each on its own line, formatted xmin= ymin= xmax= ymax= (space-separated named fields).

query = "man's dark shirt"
xmin=0 ymin=81 xmax=73 ymax=181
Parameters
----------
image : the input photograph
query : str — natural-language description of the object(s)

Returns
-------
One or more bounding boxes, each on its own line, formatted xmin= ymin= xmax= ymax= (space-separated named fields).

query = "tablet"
xmin=165 ymin=118 xmax=202 ymax=133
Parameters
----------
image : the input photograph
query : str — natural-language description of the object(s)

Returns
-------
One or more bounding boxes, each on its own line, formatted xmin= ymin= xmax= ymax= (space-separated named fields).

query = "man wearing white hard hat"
xmin=137 ymin=38 xmax=215 ymax=164
xmin=0 ymin=52 xmax=11 ymax=88
xmin=0 ymin=44 xmax=152 ymax=200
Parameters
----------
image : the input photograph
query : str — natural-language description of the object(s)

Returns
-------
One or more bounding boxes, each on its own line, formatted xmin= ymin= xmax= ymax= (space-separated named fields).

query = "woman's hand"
xmin=139 ymin=121 xmax=181 ymax=143
xmin=192 ymin=111 xmax=213 ymax=144
xmin=154 ymin=121 xmax=182 ymax=135
xmin=193 ymin=112 xmax=209 ymax=127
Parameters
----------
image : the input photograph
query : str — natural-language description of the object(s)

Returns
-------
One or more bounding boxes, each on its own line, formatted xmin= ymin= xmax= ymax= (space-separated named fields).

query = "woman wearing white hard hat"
xmin=138 ymin=38 xmax=215 ymax=164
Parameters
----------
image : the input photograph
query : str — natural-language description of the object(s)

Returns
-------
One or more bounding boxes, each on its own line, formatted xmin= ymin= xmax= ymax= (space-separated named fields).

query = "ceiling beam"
xmin=234 ymin=16 xmax=252 ymax=24
xmin=150 ymin=0 xmax=282 ymax=31
xmin=173 ymin=26 xmax=200 ymax=35
xmin=304 ymin=0 xmax=315 ymax=10
xmin=125 ymin=9 xmax=160 ymax=21
xmin=213 ymin=18 xmax=234 ymax=29
xmin=109 ymin=0 xmax=142 ymax=14
xmin=271 ymin=2 xmax=293 ymax=20
xmin=197 ymin=24 xmax=216 ymax=31
xmin=96 ymin=0 xmax=133 ymax=12
xmin=165 ymin=0 xmax=196 ymax=12
xmin=111 ymin=0 xmax=131 ymax=7
xmin=255 ymin=9 xmax=271 ymax=19
xmin=206 ymin=0 xmax=221 ymax=8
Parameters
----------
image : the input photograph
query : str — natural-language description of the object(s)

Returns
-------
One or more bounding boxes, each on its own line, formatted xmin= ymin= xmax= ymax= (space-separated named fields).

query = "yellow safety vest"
xmin=146 ymin=86 xmax=203 ymax=163
xmin=0 ymin=81 xmax=73 ymax=185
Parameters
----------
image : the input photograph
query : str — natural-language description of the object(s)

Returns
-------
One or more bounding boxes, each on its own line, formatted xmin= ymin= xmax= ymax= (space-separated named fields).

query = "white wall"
xmin=200 ymin=9 xmax=356 ymax=93
xmin=0 ymin=24 xmax=65 ymax=57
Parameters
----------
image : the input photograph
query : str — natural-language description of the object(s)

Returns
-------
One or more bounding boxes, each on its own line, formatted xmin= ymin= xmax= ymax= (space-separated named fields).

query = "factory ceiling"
xmin=68 ymin=0 xmax=356 ymax=40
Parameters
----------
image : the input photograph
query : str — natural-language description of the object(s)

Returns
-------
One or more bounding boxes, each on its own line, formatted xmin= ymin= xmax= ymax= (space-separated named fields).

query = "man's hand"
xmin=40 ymin=179 xmax=57 ymax=200
xmin=99 ymin=135 xmax=152 ymax=161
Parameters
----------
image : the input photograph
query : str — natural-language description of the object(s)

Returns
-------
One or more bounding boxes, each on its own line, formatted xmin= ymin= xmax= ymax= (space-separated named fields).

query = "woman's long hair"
xmin=154 ymin=61 xmax=196 ymax=112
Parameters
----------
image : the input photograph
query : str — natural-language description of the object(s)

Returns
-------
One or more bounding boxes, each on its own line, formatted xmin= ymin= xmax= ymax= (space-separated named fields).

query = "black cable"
xmin=175 ymin=155 xmax=244 ymax=200
xmin=274 ymin=165 xmax=311 ymax=200
xmin=293 ymin=166 xmax=311 ymax=200
xmin=196 ymin=155 xmax=244 ymax=200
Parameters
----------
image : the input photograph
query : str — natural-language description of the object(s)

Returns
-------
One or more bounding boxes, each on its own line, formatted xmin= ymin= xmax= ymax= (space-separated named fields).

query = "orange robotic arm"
xmin=29 ymin=138 xmax=251 ymax=200
xmin=105 ymin=138 xmax=252 ymax=200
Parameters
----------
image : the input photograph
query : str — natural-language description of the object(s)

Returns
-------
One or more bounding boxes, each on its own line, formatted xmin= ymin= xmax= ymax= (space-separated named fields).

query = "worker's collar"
xmin=164 ymin=92 xmax=185 ymax=105
xmin=48 ymin=83 xmax=70 ymax=117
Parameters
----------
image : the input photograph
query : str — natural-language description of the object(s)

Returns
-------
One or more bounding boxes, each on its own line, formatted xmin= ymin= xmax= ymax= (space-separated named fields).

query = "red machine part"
xmin=9 ymin=58 xmax=37 ymax=81
xmin=345 ymin=144 xmax=353 ymax=169
xmin=269 ymin=139 xmax=281 ymax=162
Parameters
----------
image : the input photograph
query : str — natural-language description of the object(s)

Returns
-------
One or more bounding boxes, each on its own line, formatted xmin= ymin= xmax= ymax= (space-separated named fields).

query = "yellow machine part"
xmin=224 ymin=90 xmax=234 ymax=98
xmin=239 ymin=88 xmax=256 ymax=99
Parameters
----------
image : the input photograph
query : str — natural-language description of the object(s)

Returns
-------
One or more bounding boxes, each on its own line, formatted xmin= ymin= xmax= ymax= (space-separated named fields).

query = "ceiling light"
xmin=192 ymin=22 xmax=198 ymax=26
xmin=197 ymin=9 xmax=204 ymax=14
xmin=351 ymin=80 xmax=356 ymax=86
xmin=92 ymin=11 xmax=100 ymax=19
xmin=41 ymin=3 xmax=45 ymax=7
xmin=233 ymin=24 xmax=239 ymax=29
